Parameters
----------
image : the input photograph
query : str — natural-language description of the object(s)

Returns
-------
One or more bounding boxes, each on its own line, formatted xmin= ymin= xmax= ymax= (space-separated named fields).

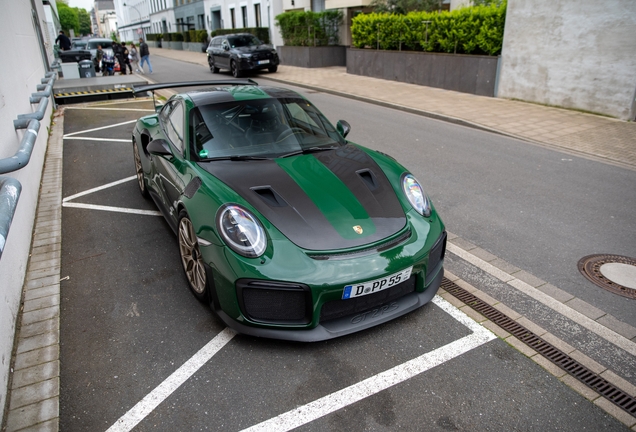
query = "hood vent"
xmin=251 ymin=186 xmax=288 ymax=208
xmin=357 ymin=169 xmax=378 ymax=191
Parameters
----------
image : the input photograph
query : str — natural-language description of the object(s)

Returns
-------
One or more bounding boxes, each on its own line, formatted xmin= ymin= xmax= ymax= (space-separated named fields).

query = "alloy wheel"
xmin=178 ymin=216 xmax=207 ymax=295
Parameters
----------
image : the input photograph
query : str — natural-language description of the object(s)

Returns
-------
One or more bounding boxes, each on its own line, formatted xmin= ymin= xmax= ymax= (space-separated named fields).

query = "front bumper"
xmin=211 ymin=267 xmax=444 ymax=342
xmin=201 ymin=210 xmax=446 ymax=341
xmin=237 ymin=55 xmax=279 ymax=71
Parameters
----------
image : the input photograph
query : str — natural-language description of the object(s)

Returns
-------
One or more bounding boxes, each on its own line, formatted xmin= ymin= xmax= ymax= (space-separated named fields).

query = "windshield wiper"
xmin=280 ymin=146 xmax=338 ymax=158
xmin=200 ymin=155 xmax=270 ymax=161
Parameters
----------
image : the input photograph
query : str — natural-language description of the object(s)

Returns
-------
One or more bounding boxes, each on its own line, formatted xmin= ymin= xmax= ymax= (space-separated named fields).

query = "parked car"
xmin=86 ymin=37 xmax=114 ymax=61
xmin=131 ymin=80 xmax=446 ymax=341
xmin=206 ymin=33 xmax=279 ymax=78
xmin=71 ymin=39 xmax=88 ymax=50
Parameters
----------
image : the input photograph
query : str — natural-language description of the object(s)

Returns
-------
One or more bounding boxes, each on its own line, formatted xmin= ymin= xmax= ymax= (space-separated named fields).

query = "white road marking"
xmin=63 ymin=119 xmax=137 ymax=137
xmin=241 ymin=297 xmax=495 ymax=432
xmin=62 ymin=202 xmax=162 ymax=216
xmin=106 ymin=328 xmax=237 ymax=432
xmin=446 ymin=242 xmax=636 ymax=357
xmin=63 ymin=137 xmax=131 ymax=142
xmin=64 ymin=107 xmax=154 ymax=112
xmin=63 ymin=176 xmax=137 ymax=202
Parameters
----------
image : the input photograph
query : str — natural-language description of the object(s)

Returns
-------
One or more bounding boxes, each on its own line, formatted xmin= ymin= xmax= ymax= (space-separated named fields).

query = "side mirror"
xmin=224 ymin=45 xmax=229 ymax=51
xmin=147 ymin=139 xmax=172 ymax=157
xmin=336 ymin=120 xmax=351 ymax=138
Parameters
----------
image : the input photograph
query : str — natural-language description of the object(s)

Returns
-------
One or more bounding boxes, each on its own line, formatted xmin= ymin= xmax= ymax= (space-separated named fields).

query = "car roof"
xmin=186 ymin=85 xmax=303 ymax=106
xmin=217 ymin=33 xmax=256 ymax=38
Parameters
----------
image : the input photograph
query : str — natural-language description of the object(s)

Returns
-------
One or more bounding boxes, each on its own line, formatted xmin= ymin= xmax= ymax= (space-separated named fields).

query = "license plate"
xmin=258 ymin=59 xmax=270 ymax=65
xmin=342 ymin=267 xmax=413 ymax=299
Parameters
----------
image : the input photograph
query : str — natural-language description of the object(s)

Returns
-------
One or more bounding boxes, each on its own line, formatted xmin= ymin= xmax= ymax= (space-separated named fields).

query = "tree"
xmin=77 ymin=8 xmax=92 ymax=35
xmin=57 ymin=1 xmax=79 ymax=35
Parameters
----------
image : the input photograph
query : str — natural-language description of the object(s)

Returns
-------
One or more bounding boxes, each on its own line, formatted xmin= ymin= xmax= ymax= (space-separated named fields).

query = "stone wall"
xmin=347 ymin=49 xmax=499 ymax=97
xmin=497 ymin=0 xmax=636 ymax=120
xmin=0 ymin=0 xmax=54 ymax=421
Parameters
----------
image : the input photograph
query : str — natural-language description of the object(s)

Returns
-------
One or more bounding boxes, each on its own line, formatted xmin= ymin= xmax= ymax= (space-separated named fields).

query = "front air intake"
xmin=237 ymin=280 xmax=312 ymax=324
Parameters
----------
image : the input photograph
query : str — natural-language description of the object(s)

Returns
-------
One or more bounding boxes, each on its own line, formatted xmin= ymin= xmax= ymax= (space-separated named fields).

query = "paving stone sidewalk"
xmin=151 ymin=48 xmax=636 ymax=170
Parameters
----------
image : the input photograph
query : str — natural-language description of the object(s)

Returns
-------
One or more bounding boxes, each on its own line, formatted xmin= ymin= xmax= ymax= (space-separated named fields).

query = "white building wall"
xmin=497 ymin=0 xmax=636 ymax=120
xmin=0 ymin=0 xmax=54 ymax=421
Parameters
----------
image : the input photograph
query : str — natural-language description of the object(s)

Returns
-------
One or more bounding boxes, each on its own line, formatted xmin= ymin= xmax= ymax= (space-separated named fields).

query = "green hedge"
xmin=146 ymin=33 xmax=162 ymax=41
xmin=275 ymin=10 xmax=343 ymax=46
xmin=210 ymin=27 xmax=271 ymax=44
xmin=351 ymin=1 xmax=506 ymax=55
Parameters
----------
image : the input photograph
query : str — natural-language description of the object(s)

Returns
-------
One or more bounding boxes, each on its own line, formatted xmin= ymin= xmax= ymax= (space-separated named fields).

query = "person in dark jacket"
xmin=139 ymin=38 xmax=153 ymax=74
xmin=113 ymin=42 xmax=127 ymax=75
xmin=55 ymin=31 xmax=71 ymax=51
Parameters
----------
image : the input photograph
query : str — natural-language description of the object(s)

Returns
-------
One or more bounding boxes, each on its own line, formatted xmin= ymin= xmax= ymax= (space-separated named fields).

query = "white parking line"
xmin=63 ymin=137 xmax=131 ymax=142
xmin=104 ymin=297 xmax=494 ymax=432
xmin=240 ymin=296 xmax=495 ymax=432
xmin=64 ymin=107 xmax=154 ymax=112
xmin=63 ymin=119 xmax=137 ymax=137
xmin=106 ymin=328 xmax=237 ymax=432
xmin=62 ymin=202 xmax=162 ymax=216
xmin=64 ymin=176 xmax=136 ymax=202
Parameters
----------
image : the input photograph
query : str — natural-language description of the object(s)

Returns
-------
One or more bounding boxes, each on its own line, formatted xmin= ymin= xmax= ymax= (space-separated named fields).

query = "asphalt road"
xmin=56 ymin=60 xmax=634 ymax=431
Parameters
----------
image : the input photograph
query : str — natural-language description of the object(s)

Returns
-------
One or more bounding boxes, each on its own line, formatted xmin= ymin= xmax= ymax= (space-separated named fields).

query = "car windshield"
xmin=72 ymin=41 xmax=87 ymax=49
xmin=190 ymin=97 xmax=345 ymax=161
xmin=87 ymin=40 xmax=112 ymax=49
xmin=227 ymin=35 xmax=262 ymax=48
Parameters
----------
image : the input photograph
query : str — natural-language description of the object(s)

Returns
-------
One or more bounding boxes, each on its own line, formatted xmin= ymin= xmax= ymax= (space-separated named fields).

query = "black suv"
xmin=206 ymin=33 xmax=279 ymax=77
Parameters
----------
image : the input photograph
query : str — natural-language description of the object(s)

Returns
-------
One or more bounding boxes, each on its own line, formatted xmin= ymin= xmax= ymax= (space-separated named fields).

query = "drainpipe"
xmin=0 ymin=71 xmax=54 ymax=258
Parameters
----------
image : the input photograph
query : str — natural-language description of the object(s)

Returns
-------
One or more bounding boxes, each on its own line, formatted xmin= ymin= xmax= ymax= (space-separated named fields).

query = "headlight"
xmin=238 ymin=53 xmax=251 ymax=59
xmin=216 ymin=205 xmax=267 ymax=257
xmin=402 ymin=174 xmax=431 ymax=217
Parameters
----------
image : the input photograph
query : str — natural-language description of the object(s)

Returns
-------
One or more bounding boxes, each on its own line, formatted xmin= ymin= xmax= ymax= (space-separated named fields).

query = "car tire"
xmin=208 ymin=56 xmax=219 ymax=73
xmin=268 ymin=65 xmax=278 ymax=73
xmin=132 ymin=139 xmax=149 ymax=198
xmin=178 ymin=210 xmax=210 ymax=303
xmin=231 ymin=60 xmax=243 ymax=78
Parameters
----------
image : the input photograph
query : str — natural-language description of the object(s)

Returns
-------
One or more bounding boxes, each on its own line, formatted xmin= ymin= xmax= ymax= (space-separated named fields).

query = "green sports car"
xmin=132 ymin=80 xmax=446 ymax=341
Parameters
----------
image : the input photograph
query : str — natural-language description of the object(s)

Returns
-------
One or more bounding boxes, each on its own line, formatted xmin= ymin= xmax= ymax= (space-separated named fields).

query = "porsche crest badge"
xmin=353 ymin=225 xmax=363 ymax=235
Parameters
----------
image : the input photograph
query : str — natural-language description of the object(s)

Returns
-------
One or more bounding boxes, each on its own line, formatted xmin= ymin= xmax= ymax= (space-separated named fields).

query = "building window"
xmin=241 ymin=6 xmax=248 ymax=28
xmin=254 ymin=4 xmax=261 ymax=27
xmin=230 ymin=8 xmax=236 ymax=29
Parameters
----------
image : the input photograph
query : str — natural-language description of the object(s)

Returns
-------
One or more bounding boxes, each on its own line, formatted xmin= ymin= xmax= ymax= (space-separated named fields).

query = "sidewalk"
xmin=151 ymin=47 xmax=636 ymax=170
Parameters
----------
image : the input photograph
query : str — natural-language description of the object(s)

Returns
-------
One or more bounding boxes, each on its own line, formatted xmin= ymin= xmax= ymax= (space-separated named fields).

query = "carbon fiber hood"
xmin=199 ymin=145 xmax=406 ymax=251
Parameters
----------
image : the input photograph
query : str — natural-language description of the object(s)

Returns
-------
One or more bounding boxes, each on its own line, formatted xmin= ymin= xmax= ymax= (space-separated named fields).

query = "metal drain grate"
xmin=441 ymin=278 xmax=636 ymax=418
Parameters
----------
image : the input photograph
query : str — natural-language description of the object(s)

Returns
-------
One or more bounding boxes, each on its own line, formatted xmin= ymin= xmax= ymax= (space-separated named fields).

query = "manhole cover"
xmin=578 ymin=254 xmax=636 ymax=299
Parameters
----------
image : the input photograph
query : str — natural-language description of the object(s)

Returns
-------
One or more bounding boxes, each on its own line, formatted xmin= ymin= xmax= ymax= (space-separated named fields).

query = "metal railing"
xmin=0 ymin=71 xmax=55 ymax=259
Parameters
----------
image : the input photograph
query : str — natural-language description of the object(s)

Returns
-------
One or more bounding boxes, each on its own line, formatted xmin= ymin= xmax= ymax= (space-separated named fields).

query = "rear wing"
xmin=132 ymin=79 xmax=258 ymax=96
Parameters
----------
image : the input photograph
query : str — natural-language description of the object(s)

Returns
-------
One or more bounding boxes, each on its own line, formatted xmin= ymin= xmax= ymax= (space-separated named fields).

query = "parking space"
xmin=58 ymin=99 xmax=629 ymax=431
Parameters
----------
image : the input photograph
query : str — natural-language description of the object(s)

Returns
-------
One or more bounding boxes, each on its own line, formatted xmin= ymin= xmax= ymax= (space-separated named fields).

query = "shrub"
xmin=275 ymin=10 xmax=343 ymax=46
xmin=146 ymin=33 xmax=163 ymax=41
xmin=351 ymin=0 xmax=506 ymax=55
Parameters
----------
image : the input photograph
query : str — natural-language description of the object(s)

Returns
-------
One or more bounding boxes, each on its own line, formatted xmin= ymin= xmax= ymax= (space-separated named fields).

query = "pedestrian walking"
xmin=55 ymin=30 xmax=71 ymax=51
xmin=94 ymin=44 xmax=103 ymax=74
xmin=113 ymin=42 xmax=127 ymax=75
xmin=139 ymin=38 xmax=153 ymax=74
xmin=122 ymin=43 xmax=133 ymax=74
xmin=129 ymin=42 xmax=141 ymax=73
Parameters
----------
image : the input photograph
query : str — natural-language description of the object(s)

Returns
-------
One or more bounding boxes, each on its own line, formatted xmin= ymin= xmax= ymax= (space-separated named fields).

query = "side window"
xmin=166 ymin=102 xmax=185 ymax=153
